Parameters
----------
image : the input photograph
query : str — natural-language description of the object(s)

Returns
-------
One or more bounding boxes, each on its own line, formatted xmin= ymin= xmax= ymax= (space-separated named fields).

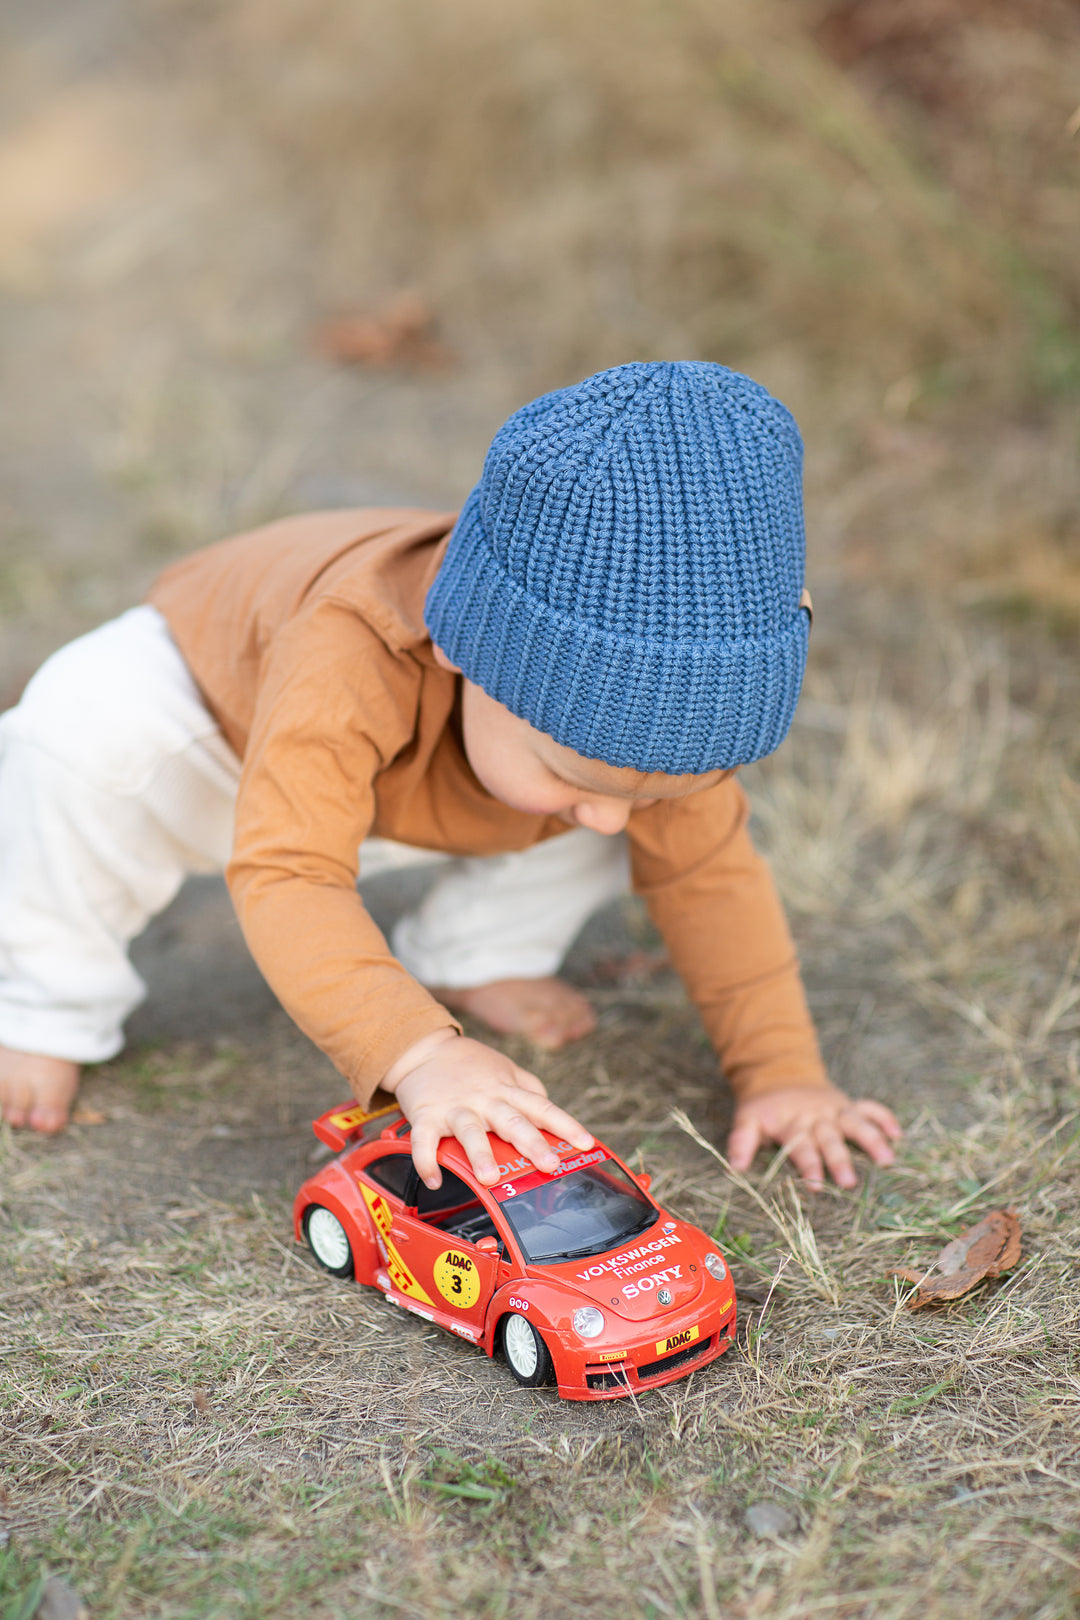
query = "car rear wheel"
xmin=304 ymin=1205 xmax=355 ymax=1278
xmin=501 ymin=1313 xmax=554 ymax=1388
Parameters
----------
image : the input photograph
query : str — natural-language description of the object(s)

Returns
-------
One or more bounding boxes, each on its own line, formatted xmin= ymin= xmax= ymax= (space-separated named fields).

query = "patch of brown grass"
xmin=4 ymin=2 xmax=1080 ymax=1612
xmin=4 ymin=1001 xmax=1080 ymax=1619
xmin=5 ymin=617 xmax=1080 ymax=1619
xmin=164 ymin=0 xmax=1015 ymax=394
xmin=748 ymin=611 xmax=1080 ymax=962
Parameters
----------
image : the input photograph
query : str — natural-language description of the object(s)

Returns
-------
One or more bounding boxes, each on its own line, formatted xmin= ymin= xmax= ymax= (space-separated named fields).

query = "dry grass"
xmin=4 ymin=1027 xmax=1080 ymax=1619
xmin=4 ymin=0 xmax=1080 ymax=1613
xmin=4 ymin=641 xmax=1080 ymax=1619
xmin=749 ymin=619 xmax=1080 ymax=957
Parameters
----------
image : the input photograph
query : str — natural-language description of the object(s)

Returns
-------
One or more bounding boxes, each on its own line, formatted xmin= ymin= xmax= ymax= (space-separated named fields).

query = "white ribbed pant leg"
xmin=0 ymin=606 xmax=240 ymax=1062
xmin=390 ymin=827 xmax=630 ymax=989
xmin=0 ymin=603 xmax=633 ymax=1061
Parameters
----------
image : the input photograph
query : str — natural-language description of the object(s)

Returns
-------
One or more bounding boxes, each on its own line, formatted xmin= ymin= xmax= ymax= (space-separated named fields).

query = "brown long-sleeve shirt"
xmin=148 ymin=508 xmax=826 ymax=1104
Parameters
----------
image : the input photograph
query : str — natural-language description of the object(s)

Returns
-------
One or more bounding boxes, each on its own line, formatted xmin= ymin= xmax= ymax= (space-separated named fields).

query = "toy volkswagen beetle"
xmin=294 ymin=1102 xmax=737 ymax=1400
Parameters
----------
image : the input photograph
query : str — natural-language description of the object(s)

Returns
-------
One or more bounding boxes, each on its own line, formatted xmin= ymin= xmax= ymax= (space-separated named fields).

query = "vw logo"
xmin=657 ymin=1288 xmax=673 ymax=1306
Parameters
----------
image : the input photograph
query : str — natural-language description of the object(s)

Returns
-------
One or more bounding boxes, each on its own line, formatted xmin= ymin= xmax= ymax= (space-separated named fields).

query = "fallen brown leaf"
xmin=70 ymin=1105 xmax=107 ymax=1125
xmin=890 ymin=1208 xmax=1022 ymax=1309
xmin=316 ymin=291 xmax=455 ymax=371
xmin=192 ymin=1388 xmax=212 ymax=1413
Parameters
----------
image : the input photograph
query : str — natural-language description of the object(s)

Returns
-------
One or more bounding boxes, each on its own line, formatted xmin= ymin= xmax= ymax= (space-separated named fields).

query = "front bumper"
xmin=551 ymin=1295 xmax=737 ymax=1401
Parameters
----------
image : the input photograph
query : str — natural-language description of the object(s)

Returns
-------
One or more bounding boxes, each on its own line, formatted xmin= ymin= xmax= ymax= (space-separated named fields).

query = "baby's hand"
xmin=727 ymin=1083 xmax=901 ymax=1190
xmin=382 ymin=1029 xmax=593 ymax=1190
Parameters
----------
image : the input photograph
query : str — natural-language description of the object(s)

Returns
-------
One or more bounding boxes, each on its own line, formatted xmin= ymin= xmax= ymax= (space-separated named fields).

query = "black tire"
xmin=500 ymin=1312 xmax=554 ymax=1388
xmin=303 ymin=1204 xmax=355 ymax=1278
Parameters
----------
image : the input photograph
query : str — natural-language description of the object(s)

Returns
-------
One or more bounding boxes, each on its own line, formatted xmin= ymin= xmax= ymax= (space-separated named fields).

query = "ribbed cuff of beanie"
xmin=426 ymin=486 xmax=810 ymax=776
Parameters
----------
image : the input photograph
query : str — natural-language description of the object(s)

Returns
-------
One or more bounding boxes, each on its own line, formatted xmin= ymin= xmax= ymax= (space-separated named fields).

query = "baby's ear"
xmin=430 ymin=643 xmax=461 ymax=674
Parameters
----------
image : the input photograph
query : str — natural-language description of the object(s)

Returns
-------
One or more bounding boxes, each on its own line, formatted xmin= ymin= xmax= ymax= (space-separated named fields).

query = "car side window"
xmin=415 ymin=1171 xmax=503 ymax=1248
xmin=416 ymin=1170 xmax=476 ymax=1215
xmin=365 ymin=1152 xmax=413 ymax=1200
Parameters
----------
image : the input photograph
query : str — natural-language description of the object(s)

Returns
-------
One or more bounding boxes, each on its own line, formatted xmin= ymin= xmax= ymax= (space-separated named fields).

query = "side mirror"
xmin=476 ymin=1236 xmax=499 ymax=1254
xmin=636 ymin=1172 xmax=652 ymax=1192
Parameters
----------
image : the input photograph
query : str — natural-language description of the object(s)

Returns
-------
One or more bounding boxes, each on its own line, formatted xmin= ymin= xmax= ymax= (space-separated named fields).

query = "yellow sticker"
xmin=433 ymin=1249 xmax=481 ymax=1310
xmin=718 ymin=1295 xmax=734 ymax=1316
xmin=655 ymin=1323 xmax=700 ymax=1357
xmin=328 ymin=1103 xmax=372 ymax=1132
xmin=360 ymin=1184 xmax=435 ymax=1306
xmin=592 ymin=1349 xmax=628 ymax=1363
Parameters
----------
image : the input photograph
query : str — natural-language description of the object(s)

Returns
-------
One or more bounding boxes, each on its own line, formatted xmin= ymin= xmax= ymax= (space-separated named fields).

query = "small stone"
xmin=744 ymin=1501 xmax=797 ymax=1538
xmin=35 ymin=1576 xmax=88 ymax=1620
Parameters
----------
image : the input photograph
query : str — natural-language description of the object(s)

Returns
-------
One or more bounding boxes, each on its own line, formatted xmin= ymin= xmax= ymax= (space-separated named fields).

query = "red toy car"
xmin=294 ymin=1102 xmax=737 ymax=1400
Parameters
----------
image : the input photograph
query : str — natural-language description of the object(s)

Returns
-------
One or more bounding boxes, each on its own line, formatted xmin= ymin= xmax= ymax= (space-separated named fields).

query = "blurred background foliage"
xmin=1 ymin=0 xmax=1078 ymax=662
xmin=175 ymin=0 xmax=1080 ymax=405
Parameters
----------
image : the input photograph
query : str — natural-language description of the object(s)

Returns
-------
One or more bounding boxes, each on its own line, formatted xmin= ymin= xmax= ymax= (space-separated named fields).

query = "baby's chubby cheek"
xmin=458 ymin=681 xmax=564 ymax=815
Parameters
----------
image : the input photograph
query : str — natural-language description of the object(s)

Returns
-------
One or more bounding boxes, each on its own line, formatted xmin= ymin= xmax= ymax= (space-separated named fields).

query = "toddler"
xmin=0 ymin=362 xmax=899 ymax=1190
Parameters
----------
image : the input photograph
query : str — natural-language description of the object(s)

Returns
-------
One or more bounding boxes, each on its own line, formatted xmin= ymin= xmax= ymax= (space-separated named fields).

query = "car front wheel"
xmin=303 ymin=1204 xmax=355 ymax=1278
xmin=501 ymin=1313 xmax=554 ymax=1388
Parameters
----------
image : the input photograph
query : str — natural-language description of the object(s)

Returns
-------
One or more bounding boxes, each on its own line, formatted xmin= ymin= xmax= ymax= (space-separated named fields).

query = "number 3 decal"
xmin=433 ymin=1250 xmax=481 ymax=1309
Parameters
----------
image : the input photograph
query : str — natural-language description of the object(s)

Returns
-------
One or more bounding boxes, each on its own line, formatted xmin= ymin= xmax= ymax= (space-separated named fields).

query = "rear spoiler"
xmin=311 ymin=1100 xmax=403 ymax=1153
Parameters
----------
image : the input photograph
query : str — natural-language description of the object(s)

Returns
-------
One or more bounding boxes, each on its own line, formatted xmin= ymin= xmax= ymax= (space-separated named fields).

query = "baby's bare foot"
xmin=0 ymin=1044 xmax=81 ymax=1133
xmin=433 ymin=976 xmax=596 ymax=1050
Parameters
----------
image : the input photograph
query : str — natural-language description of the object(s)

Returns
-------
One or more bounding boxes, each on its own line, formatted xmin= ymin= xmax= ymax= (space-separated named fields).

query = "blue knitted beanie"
xmin=424 ymin=361 xmax=810 ymax=774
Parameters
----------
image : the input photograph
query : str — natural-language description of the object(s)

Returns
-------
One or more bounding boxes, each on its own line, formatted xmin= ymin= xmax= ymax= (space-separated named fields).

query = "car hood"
xmin=530 ymin=1219 xmax=721 ymax=1322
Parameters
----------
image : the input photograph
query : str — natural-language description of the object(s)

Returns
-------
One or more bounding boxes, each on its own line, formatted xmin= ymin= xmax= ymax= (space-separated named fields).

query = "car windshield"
xmin=497 ymin=1158 xmax=657 ymax=1263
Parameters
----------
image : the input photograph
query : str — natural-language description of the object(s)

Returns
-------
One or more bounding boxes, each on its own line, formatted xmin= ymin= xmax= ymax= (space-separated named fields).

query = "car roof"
xmin=433 ymin=1129 xmax=611 ymax=1185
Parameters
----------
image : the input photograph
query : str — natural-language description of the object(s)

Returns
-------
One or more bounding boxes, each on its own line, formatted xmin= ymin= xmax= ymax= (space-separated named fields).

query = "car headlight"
xmin=704 ymin=1251 xmax=727 ymax=1281
xmin=572 ymin=1306 xmax=605 ymax=1339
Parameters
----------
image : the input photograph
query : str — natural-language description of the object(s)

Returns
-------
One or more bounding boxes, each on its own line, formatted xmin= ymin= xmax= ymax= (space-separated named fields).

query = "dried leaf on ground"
xmin=70 ymin=1104 xmax=107 ymax=1125
xmin=890 ymin=1209 xmax=1022 ymax=1309
xmin=315 ymin=292 xmax=455 ymax=371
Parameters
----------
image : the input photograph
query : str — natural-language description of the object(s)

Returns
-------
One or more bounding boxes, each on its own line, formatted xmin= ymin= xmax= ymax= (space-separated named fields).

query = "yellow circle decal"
xmin=433 ymin=1249 xmax=481 ymax=1309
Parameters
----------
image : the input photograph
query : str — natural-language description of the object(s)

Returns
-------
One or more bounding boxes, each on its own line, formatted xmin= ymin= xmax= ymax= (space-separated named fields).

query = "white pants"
xmin=0 ymin=606 xmax=629 ymax=1063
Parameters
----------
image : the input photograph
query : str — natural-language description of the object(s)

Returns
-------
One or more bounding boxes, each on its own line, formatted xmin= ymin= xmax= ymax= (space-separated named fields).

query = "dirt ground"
xmin=3 ymin=2 xmax=1080 ymax=1617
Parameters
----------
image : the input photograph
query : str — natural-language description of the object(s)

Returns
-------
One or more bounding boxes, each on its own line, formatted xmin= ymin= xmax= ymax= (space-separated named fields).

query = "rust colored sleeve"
xmin=225 ymin=601 xmax=459 ymax=1102
xmin=627 ymin=780 xmax=828 ymax=1101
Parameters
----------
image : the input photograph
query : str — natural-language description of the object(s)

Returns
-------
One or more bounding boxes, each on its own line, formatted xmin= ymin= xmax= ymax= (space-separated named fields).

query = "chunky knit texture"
xmin=425 ymin=361 xmax=810 ymax=774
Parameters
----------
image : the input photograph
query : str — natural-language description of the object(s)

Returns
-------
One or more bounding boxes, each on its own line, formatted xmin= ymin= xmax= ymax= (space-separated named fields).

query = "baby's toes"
xmin=28 ymin=1100 xmax=71 ymax=1133
xmin=0 ymin=1052 xmax=80 ymax=1133
xmin=0 ymin=1082 xmax=32 ymax=1129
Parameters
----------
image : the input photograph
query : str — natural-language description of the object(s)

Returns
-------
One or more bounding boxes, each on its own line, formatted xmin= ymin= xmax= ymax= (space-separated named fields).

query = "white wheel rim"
xmin=504 ymin=1314 xmax=538 ymax=1377
xmin=307 ymin=1207 xmax=350 ymax=1270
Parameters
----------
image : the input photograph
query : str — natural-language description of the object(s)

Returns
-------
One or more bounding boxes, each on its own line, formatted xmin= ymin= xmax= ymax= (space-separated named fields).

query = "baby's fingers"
xmin=512 ymin=1087 xmax=594 ymax=1153
xmin=727 ymin=1117 xmax=762 ymax=1173
xmin=816 ymin=1122 xmax=858 ymax=1190
xmin=854 ymin=1099 xmax=903 ymax=1141
xmin=782 ymin=1127 xmax=827 ymax=1191
xmin=499 ymin=1062 xmax=593 ymax=1147
xmin=486 ymin=1103 xmax=561 ymax=1179
xmin=410 ymin=1112 xmax=447 ymax=1190
xmin=446 ymin=1108 xmax=502 ymax=1186
xmin=840 ymin=1108 xmax=896 ymax=1167
xmin=507 ymin=1063 xmax=549 ymax=1099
